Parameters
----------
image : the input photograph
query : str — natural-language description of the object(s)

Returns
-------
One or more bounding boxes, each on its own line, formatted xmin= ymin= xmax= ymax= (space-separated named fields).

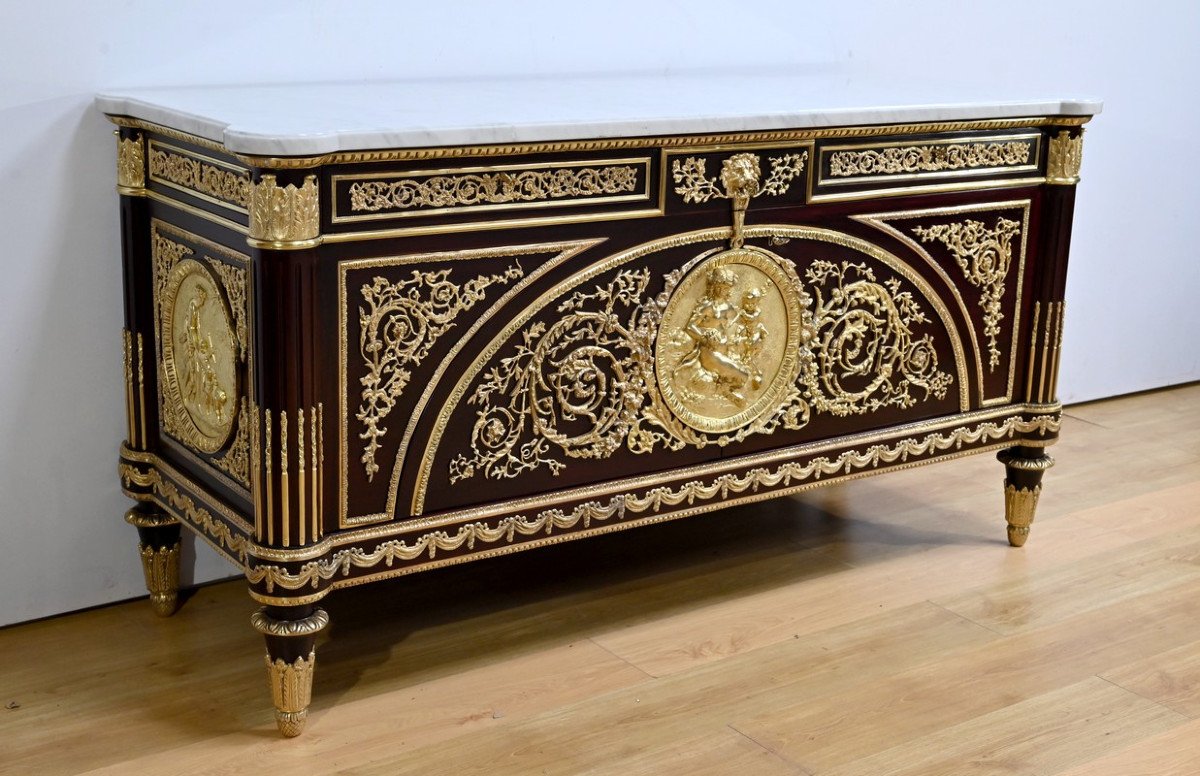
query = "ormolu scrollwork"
xmin=803 ymin=260 xmax=954 ymax=414
xmin=148 ymin=143 xmax=251 ymax=209
xmin=209 ymin=261 xmax=248 ymax=361
xmin=827 ymin=140 xmax=1033 ymax=179
xmin=152 ymin=230 xmax=192 ymax=321
xmin=357 ymin=264 xmax=524 ymax=480
xmin=913 ymin=217 xmax=1022 ymax=371
xmin=347 ymin=164 xmax=641 ymax=213
xmin=448 ymin=247 xmax=952 ymax=484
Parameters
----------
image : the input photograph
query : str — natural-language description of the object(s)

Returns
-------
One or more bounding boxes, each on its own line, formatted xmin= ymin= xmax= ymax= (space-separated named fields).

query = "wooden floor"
xmin=4 ymin=384 xmax=1200 ymax=775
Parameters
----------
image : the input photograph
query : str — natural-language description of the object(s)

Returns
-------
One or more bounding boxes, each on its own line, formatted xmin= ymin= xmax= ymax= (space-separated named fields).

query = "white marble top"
xmin=96 ymin=73 xmax=1101 ymax=157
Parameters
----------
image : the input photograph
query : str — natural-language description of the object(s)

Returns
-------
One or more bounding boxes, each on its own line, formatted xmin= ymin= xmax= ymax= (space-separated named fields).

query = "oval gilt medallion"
xmin=160 ymin=258 xmax=239 ymax=453
xmin=655 ymin=248 xmax=805 ymax=434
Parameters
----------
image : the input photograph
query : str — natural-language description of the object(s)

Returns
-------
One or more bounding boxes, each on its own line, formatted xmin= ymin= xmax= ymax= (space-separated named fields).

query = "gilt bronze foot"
xmin=125 ymin=506 xmax=181 ymax=616
xmin=251 ymin=605 xmax=329 ymax=737
xmin=997 ymin=446 xmax=1055 ymax=547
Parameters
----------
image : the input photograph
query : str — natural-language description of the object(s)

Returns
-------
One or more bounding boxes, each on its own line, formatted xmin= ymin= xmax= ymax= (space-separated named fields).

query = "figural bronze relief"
xmin=151 ymin=221 xmax=251 ymax=485
xmin=159 ymin=258 xmax=240 ymax=453
xmin=656 ymin=247 xmax=808 ymax=434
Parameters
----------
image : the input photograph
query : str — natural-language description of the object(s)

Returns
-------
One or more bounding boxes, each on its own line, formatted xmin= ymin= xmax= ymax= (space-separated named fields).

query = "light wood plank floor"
xmin=3 ymin=384 xmax=1199 ymax=775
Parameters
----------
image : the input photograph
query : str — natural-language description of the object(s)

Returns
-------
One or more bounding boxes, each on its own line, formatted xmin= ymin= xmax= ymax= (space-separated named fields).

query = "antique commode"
xmin=98 ymin=77 xmax=1098 ymax=736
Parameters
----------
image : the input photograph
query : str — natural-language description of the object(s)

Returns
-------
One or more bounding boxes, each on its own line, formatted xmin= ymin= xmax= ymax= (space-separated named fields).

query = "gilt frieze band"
xmin=147 ymin=140 xmax=251 ymax=212
xmin=820 ymin=134 xmax=1039 ymax=184
xmin=332 ymin=158 xmax=653 ymax=224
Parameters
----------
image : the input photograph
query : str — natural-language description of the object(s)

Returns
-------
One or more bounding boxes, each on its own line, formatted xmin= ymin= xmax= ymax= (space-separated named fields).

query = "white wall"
xmin=1 ymin=1 xmax=1197 ymax=626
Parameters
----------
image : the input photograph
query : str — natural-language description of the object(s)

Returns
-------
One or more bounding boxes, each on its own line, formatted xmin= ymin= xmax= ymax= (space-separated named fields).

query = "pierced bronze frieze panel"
xmin=147 ymin=140 xmax=252 ymax=213
xmin=330 ymin=157 xmax=656 ymax=226
xmin=811 ymin=132 xmax=1043 ymax=202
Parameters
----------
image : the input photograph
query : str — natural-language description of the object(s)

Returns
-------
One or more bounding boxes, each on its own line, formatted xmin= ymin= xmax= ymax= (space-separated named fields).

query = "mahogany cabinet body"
xmin=110 ymin=110 xmax=1088 ymax=733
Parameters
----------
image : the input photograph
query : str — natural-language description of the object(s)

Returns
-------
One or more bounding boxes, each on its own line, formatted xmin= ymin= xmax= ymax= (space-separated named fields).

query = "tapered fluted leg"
xmin=251 ymin=605 xmax=329 ymax=737
xmin=125 ymin=505 xmax=181 ymax=616
xmin=997 ymin=446 xmax=1055 ymax=547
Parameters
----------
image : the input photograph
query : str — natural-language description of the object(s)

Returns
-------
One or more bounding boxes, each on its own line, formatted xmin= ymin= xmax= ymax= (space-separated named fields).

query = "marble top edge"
xmin=95 ymin=78 xmax=1101 ymax=157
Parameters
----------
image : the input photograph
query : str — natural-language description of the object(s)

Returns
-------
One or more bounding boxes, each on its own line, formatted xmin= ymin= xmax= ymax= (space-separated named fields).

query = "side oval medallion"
xmin=160 ymin=258 xmax=240 ymax=453
xmin=655 ymin=247 xmax=807 ymax=434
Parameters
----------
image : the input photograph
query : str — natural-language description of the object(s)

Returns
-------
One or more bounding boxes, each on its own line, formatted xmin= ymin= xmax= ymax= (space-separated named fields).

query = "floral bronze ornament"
xmin=671 ymin=152 xmax=808 ymax=248
xmin=913 ymin=217 xmax=1022 ymax=371
xmin=448 ymin=246 xmax=952 ymax=483
xmin=357 ymin=264 xmax=524 ymax=480
xmin=148 ymin=143 xmax=252 ymax=210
